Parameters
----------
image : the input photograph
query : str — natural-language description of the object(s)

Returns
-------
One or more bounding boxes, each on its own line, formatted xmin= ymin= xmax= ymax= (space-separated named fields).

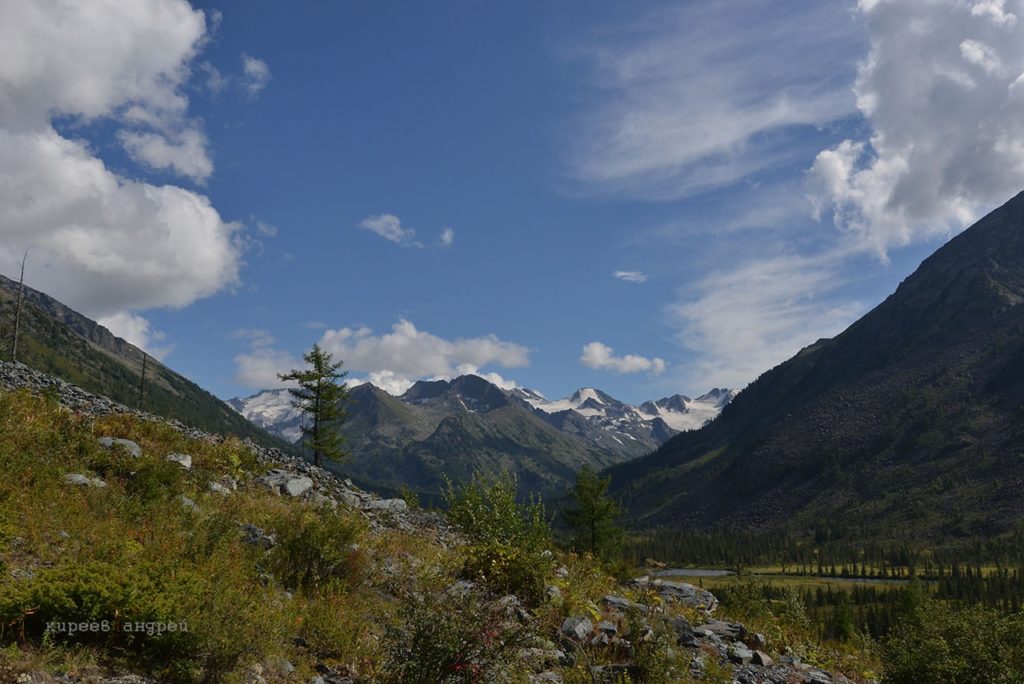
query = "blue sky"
xmin=4 ymin=0 xmax=1024 ymax=403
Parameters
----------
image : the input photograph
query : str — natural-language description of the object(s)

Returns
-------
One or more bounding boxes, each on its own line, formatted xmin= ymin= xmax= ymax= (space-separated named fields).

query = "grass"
xmin=0 ymin=388 xmax=888 ymax=683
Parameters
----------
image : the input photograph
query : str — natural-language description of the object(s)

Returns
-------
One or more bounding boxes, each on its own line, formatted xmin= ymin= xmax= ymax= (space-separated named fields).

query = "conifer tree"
xmin=564 ymin=465 xmax=623 ymax=561
xmin=278 ymin=344 xmax=349 ymax=467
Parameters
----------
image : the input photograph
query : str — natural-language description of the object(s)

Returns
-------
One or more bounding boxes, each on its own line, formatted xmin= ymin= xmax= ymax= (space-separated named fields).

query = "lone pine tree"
xmin=278 ymin=344 xmax=349 ymax=467
xmin=564 ymin=465 xmax=623 ymax=561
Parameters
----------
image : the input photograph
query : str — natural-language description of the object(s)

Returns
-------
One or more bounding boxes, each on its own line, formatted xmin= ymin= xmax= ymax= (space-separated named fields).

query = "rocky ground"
xmin=0 ymin=361 xmax=866 ymax=684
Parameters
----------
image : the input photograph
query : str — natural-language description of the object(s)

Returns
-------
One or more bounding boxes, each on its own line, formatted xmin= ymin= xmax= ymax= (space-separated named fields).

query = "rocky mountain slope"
xmin=0 ymin=363 xmax=865 ymax=684
xmin=231 ymin=377 xmax=734 ymax=499
xmin=607 ymin=190 xmax=1024 ymax=541
xmin=0 ymin=273 xmax=291 ymax=452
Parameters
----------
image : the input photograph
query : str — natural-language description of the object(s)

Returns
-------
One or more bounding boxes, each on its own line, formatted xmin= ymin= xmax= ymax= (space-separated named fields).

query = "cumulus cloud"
xmin=567 ymin=0 xmax=863 ymax=199
xmin=233 ymin=319 xmax=531 ymax=391
xmin=358 ymin=213 xmax=422 ymax=247
xmin=438 ymin=227 xmax=455 ymax=248
xmin=118 ymin=127 xmax=213 ymax=181
xmin=241 ymin=54 xmax=271 ymax=96
xmin=810 ymin=0 xmax=1024 ymax=257
xmin=668 ymin=251 xmax=864 ymax=389
xmin=0 ymin=0 xmax=241 ymax=321
xmin=613 ymin=270 xmax=647 ymax=283
xmin=580 ymin=342 xmax=666 ymax=375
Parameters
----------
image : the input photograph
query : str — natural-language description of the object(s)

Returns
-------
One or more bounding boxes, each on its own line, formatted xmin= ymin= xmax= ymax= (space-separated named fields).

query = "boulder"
xmin=602 ymin=594 xmax=649 ymax=614
xmin=728 ymin=643 xmax=754 ymax=664
xmin=560 ymin=616 xmax=593 ymax=641
xmin=97 ymin=437 xmax=142 ymax=458
xmin=597 ymin=620 xmax=618 ymax=636
xmin=752 ymin=649 xmax=773 ymax=666
xmin=670 ymin=616 xmax=698 ymax=647
xmin=694 ymin=619 xmax=745 ymax=642
xmin=256 ymin=469 xmax=313 ymax=497
xmin=363 ymin=498 xmax=408 ymax=513
xmin=64 ymin=473 xmax=105 ymax=488
xmin=166 ymin=453 xmax=192 ymax=470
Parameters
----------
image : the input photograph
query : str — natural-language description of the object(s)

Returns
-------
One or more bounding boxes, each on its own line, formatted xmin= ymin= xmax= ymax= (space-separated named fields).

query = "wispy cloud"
xmin=241 ymin=53 xmax=271 ymax=97
xmin=358 ymin=213 xmax=423 ymax=247
xmin=565 ymin=0 xmax=864 ymax=200
xmin=613 ymin=270 xmax=648 ymax=283
xmin=438 ymin=227 xmax=455 ymax=248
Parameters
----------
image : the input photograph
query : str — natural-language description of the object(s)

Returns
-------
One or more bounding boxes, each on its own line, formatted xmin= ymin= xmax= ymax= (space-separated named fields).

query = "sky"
xmin=3 ymin=0 xmax=1024 ymax=403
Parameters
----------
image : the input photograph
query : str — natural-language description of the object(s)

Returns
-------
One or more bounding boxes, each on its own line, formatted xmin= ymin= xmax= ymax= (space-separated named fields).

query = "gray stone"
xmin=670 ymin=616 xmax=698 ymax=647
xmin=554 ymin=565 xmax=569 ymax=578
xmin=284 ymin=476 xmax=313 ymax=497
xmin=166 ymin=453 xmax=192 ymax=470
xmin=560 ymin=616 xmax=593 ymax=641
xmin=651 ymin=579 xmax=719 ymax=611
xmin=98 ymin=437 xmax=142 ymax=458
xmin=530 ymin=673 xmax=562 ymax=684
xmin=64 ymin=473 xmax=105 ymax=488
xmin=602 ymin=594 xmax=649 ymax=614
xmin=597 ymin=620 xmax=618 ymax=636
xmin=729 ymin=644 xmax=754 ymax=664
xmin=752 ymin=649 xmax=773 ymax=666
xmin=363 ymin=497 xmax=408 ymax=513
xmin=694 ymin=619 xmax=745 ymax=641
xmin=546 ymin=585 xmax=562 ymax=601
xmin=179 ymin=495 xmax=197 ymax=510
xmin=208 ymin=481 xmax=231 ymax=495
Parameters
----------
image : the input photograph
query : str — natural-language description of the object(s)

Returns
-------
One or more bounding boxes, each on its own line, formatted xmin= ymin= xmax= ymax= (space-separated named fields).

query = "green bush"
xmin=267 ymin=505 xmax=365 ymax=596
xmin=444 ymin=473 xmax=553 ymax=605
xmin=125 ymin=460 xmax=185 ymax=503
xmin=884 ymin=595 xmax=1024 ymax=683
xmin=380 ymin=588 xmax=531 ymax=684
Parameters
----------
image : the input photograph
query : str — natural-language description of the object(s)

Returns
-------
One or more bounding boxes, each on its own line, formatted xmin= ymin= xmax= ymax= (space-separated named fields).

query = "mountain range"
xmin=230 ymin=378 xmax=734 ymax=498
xmin=607 ymin=190 xmax=1024 ymax=543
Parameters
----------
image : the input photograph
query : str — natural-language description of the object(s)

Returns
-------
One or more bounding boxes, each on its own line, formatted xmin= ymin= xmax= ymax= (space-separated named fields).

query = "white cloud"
xmin=241 ymin=53 xmax=271 ymax=96
xmin=98 ymin=311 xmax=173 ymax=360
xmin=118 ymin=127 xmax=212 ymax=181
xmin=567 ymin=0 xmax=863 ymax=199
xmin=580 ymin=341 xmax=666 ymax=375
xmin=198 ymin=61 xmax=228 ymax=94
xmin=233 ymin=319 xmax=531 ymax=390
xmin=810 ymin=0 xmax=1024 ymax=257
xmin=668 ymin=251 xmax=864 ymax=389
xmin=438 ymin=227 xmax=455 ymax=248
xmin=0 ymin=0 xmax=241 ymax=321
xmin=613 ymin=270 xmax=647 ymax=283
xmin=358 ymin=213 xmax=422 ymax=247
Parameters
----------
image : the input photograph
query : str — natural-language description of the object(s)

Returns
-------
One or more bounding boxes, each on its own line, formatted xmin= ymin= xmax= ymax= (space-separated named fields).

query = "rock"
xmin=166 ymin=453 xmax=192 ymax=470
xmin=363 ymin=498 xmax=408 ymax=513
xmin=694 ymin=619 xmax=746 ymax=642
xmin=591 ymin=664 xmax=640 ymax=679
xmin=64 ymin=473 xmax=105 ymax=488
xmin=560 ymin=616 xmax=593 ymax=641
xmin=271 ymin=659 xmax=295 ymax=676
xmin=750 ymin=631 xmax=767 ymax=649
xmin=285 ymin=476 xmax=313 ymax=497
xmin=240 ymin=524 xmax=277 ymax=550
xmin=309 ymin=493 xmax=336 ymax=508
xmin=728 ymin=643 xmax=754 ymax=664
xmin=651 ymin=579 xmax=719 ymax=611
xmin=256 ymin=469 xmax=313 ymax=497
xmin=446 ymin=579 xmax=475 ymax=596
xmin=546 ymin=585 xmax=562 ymax=601
xmin=597 ymin=620 xmax=618 ymax=636
xmin=554 ymin=565 xmax=569 ymax=578
xmin=752 ymin=649 xmax=773 ymax=666
xmin=179 ymin=495 xmax=197 ymax=510
xmin=530 ymin=673 xmax=562 ymax=684
xmin=670 ymin=616 xmax=698 ymax=647
xmin=602 ymin=594 xmax=648 ymax=614
xmin=807 ymin=672 xmax=833 ymax=684
xmin=98 ymin=437 xmax=142 ymax=458
xmin=208 ymin=481 xmax=231 ymax=495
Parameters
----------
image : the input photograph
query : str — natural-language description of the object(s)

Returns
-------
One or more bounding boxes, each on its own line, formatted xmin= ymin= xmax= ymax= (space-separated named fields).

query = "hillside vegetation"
xmin=0 ymin=381 xmax=888 ymax=684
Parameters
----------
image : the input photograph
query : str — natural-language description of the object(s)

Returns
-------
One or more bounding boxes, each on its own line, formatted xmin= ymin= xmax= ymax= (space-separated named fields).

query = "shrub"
xmin=125 ymin=460 xmax=185 ymax=503
xmin=379 ymin=588 xmax=532 ymax=684
xmin=267 ymin=505 xmax=365 ymax=596
xmin=444 ymin=473 xmax=553 ymax=605
xmin=884 ymin=596 xmax=1024 ymax=683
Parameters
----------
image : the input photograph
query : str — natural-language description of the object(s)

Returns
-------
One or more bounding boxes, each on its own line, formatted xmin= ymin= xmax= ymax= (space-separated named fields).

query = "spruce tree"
xmin=278 ymin=343 xmax=349 ymax=467
xmin=564 ymin=465 xmax=623 ymax=561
